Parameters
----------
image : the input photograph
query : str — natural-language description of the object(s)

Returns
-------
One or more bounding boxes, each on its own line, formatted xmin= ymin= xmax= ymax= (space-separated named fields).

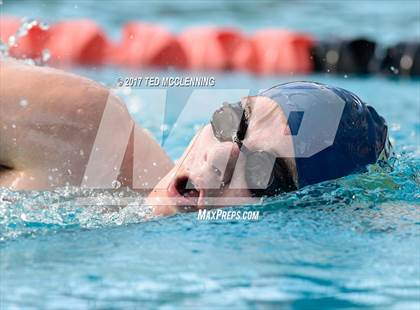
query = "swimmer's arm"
xmin=1 ymin=60 xmax=109 ymax=163
xmin=0 ymin=59 xmax=173 ymax=189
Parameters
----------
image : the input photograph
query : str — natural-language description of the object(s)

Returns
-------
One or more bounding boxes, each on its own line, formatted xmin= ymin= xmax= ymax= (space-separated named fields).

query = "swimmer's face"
xmin=148 ymin=96 xmax=298 ymax=214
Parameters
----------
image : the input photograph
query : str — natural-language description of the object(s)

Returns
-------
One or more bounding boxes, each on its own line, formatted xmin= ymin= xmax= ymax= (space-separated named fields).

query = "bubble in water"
xmin=112 ymin=180 xmax=121 ymax=189
xmin=19 ymin=98 xmax=29 ymax=107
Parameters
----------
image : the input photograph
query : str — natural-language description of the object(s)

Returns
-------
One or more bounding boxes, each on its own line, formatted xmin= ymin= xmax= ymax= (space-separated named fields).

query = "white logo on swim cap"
xmin=262 ymin=84 xmax=346 ymax=158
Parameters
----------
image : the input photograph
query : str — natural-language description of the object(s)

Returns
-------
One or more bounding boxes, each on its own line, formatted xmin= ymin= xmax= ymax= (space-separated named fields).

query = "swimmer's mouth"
xmin=168 ymin=175 xmax=200 ymax=211
xmin=175 ymin=176 xmax=200 ymax=199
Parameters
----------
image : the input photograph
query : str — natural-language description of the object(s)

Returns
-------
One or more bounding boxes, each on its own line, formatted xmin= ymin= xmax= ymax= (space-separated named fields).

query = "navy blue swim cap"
xmin=260 ymin=81 xmax=390 ymax=188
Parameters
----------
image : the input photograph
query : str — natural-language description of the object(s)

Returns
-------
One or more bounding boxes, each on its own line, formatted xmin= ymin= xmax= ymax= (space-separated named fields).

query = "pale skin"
xmin=0 ymin=59 xmax=298 ymax=216
xmin=149 ymin=96 xmax=298 ymax=215
xmin=0 ymin=59 xmax=173 ymax=193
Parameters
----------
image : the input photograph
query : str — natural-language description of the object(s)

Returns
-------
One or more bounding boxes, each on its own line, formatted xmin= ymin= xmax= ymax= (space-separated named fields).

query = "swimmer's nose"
xmin=170 ymin=142 xmax=240 ymax=206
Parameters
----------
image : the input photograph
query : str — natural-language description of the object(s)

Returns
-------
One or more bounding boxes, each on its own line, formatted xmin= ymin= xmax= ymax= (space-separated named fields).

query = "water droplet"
xmin=152 ymin=162 xmax=157 ymax=166
xmin=41 ymin=49 xmax=50 ymax=63
xmin=390 ymin=66 xmax=399 ymax=75
xmin=390 ymin=123 xmax=401 ymax=131
xmin=160 ymin=124 xmax=169 ymax=132
xmin=23 ymin=58 xmax=36 ymax=66
xmin=111 ymin=180 xmax=121 ymax=189
xmin=8 ymin=36 xmax=16 ymax=46
xmin=19 ymin=98 xmax=28 ymax=107
xmin=11 ymin=124 xmax=16 ymax=129
xmin=39 ymin=21 xmax=49 ymax=31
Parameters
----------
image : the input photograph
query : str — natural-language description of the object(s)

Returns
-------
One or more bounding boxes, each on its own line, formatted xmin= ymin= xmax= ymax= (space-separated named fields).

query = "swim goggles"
xmin=210 ymin=102 xmax=297 ymax=197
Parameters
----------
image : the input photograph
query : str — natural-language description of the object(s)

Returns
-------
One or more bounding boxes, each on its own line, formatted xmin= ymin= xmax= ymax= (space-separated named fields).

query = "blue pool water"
xmin=1 ymin=1 xmax=420 ymax=309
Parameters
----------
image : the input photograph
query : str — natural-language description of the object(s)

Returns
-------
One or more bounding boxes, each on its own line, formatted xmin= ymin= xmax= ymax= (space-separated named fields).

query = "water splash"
xmin=0 ymin=187 xmax=152 ymax=241
xmin=0 ymin=153 xmax=418 ymax=242
xmin=0 ymin=18 xmax=50 ymax=66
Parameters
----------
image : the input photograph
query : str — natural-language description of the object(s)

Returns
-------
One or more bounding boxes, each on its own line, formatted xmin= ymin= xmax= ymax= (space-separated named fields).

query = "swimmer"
xmin=0 ymin=59 xmax=391 ymax=216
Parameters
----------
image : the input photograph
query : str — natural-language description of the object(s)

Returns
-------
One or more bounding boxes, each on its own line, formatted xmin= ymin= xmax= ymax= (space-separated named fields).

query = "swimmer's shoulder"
xmin=1 ymin=58 xmax=109 ymax=101
xmin=0 ymin=59 xmax=128 ymax=125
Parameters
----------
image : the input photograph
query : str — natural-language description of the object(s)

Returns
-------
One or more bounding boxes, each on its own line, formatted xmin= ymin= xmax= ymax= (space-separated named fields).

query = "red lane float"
xmin=178 ymin=27 xmax=258 ymax=71
xmin=1 ymin=16 xmax=316 ymax=73
xmin=251 ymin=29 xmax=314 ymax=74
xmin=0 ymin=16 xmax=50 ymax=59
xmin=209 ymin=29 xmax=258 ymax=72
xmin=109 ymin=22 xmax=187 ymax=68
xmin=45 ymin=20 xmax=109 ymax=65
